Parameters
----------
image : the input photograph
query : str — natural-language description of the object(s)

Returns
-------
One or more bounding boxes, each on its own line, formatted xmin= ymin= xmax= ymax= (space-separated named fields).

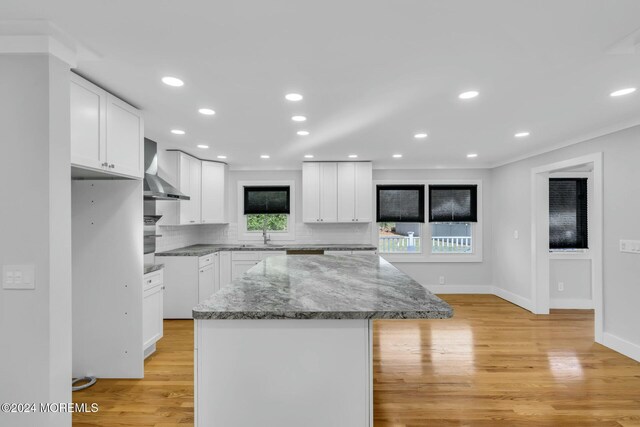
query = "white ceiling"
xmin=3 ymin=0 xmax=640 ymax=169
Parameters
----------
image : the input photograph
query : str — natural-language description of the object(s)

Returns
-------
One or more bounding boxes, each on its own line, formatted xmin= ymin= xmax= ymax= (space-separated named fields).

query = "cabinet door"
xmin=143 ymin=285 xmax=164 ymax=350
xmin=105 ymin=95 xmax=144 ymax=178
xmin=231 ymin=260 xmax=260 ymax=280
xmin=201 ymin=162 xmax=227 ymax=223
xmin=178 ymin=154 xmax=192 ymax=224
xmin=302 ymin=162 xmax=321 ymax=223
xmin=219 ymin=252 xmax=232 ymax=288
xmin=189 ymin=157 xmax=202 ymax=224
xmin=70 ymin=75 xmax=106 ymax=170
xmin=337 ymin=163 xmax=356 ymax=222
xmin=354 ymin=162 xmax=373 ymax=222
xmin=320 ymin=163 xmax=338 ymax=222
xmin=212 ymin=253 xmax=221 ymax=293
xmin=198 ymin=264 xmax=216 ymax=303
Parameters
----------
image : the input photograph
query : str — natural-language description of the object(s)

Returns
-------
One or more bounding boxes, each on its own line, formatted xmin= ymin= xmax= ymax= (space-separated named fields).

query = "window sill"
xmin=380 ymin=252 xmax=483 ymax=263
xmin=549 ymin=250 xmax=591 ymax=260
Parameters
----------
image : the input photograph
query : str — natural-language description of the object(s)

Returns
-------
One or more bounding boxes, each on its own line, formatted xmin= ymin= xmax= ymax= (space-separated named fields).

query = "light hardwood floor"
xmin=73 ymin=295 xmax=640 ymax=426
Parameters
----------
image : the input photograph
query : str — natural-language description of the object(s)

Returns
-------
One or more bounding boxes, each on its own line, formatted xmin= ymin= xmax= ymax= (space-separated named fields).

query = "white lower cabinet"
xmin=161 ymin=254 xmax=219 ymax=319
xmin=161 ymin=250 xmax=287 ymax=318
xmin=143 ymin=269 xmax=164 ymax=358
xmin=219 ymin=251 xmax=232 ymax=288
xmin=231 ymin=251 xmax=287 ymax=280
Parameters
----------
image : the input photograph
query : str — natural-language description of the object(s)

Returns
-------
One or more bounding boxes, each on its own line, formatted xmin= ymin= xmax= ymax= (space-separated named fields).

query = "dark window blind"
xmin=243 ymin=186 xmax=290 ymax=214
xmin=376 ymin=185 xmax=425 ymax=223
xmin=429 ymin=185 xmax=477 ymax=222
xmin=549 ymin=178 xmax=588 ymax=249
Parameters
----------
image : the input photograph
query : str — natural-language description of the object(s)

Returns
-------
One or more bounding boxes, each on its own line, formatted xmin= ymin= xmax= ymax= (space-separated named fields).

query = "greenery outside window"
xmin=246 ymin=214 xmax=288 ymax=232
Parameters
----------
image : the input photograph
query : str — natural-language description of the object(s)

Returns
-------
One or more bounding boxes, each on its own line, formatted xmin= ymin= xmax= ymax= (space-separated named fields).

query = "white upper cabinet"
xmin=105 ymin=95 xmax=144 ymax=178
xmin=70 ymin=75 xmax=106 ymax=170
xmin=302 ymin=162 xmax=338 ymax=222
xmin=354 ymin=162 xmax=373 ymax=222
xmin=70 ymin=73 xmax=143 ymax=179
xmin=201 ymin=161 xmax=228 ymax=224
xmin=157 ymin=152 xmax=227 ymax=226
xmin=302 ymin=162 xmax=321 ymax=222
xmin=304 ymin=162 xmax=372 ymax=223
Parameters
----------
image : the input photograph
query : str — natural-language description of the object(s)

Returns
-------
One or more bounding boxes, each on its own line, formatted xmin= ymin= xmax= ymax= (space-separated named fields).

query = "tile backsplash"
xmin=156 ymin=222 xmax=373 ymax=252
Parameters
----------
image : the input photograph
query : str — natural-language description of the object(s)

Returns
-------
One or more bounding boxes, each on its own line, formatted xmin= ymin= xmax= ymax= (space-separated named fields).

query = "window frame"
xmin=237 ymin=180 xmax=296 ymax=242
xmin=373 ymin=179 xmax=483 ymax=263
xmin=548 ymin=172 xmax=593 ymax=259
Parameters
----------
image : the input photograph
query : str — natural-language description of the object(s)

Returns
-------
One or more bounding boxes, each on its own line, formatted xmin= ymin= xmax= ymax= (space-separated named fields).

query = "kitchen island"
xmin=193 ymin=254 xmax=452 ymax=427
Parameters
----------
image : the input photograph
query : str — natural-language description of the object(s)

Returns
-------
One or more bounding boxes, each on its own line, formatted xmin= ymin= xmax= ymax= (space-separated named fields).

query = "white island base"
xmin=195 ymin=319 xmax=372 ymax=427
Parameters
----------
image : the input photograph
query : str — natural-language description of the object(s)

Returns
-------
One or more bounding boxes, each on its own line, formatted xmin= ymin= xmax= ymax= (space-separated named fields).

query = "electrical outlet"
xmin=439 ymin=276 xmax=445 ymax=285
xmin=620 ymin=240 xmax=640 ymax=253
xmin=513 ymin=230 xmax=519 ymax=239
xmin=558 ymin=282 xmax=564 ymax=292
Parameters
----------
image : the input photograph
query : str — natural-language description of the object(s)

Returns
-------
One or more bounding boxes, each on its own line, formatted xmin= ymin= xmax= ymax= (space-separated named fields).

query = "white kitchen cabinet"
xmin=219 ymin=251 xmax=232 ymax=288
xmin=304 ymin=161 xmax=371 ymax=223
xmin=337 ymin=162 xmax=372 ymax=222
xmin=157 ymin=151 xmax=203 ymax=225
xmin=160 ymin=253 xmax=217 ymax=319
xmin=70 ymin=73 xmax=143 ymax=179
xmin=143 ymin=269 xmax=164 ymax=358
xmin=70 ymin=74 xmax=106 ymax=170
xmin=231 ymin=251 xmax=287 ymax=280
xmin=302 ymin=162 xmax=338 ymax=222
xmin=231 ymin=251 xmax=262 ymax=280
xmin=201 ymin=161 xmax=228 ymax=224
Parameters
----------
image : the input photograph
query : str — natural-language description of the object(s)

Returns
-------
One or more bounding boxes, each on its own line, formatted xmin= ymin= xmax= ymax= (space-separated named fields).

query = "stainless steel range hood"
xmin=143 ymin=138 xmax=190 ymax=200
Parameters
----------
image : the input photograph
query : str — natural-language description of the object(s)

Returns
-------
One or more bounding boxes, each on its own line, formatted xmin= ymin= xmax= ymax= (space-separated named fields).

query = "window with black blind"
xmin=243 ymin=186 xmax=290 ymax=214
xmin=429 ymin=185 xmax=477 ymax=222
xmin=376 ymin=185 xmax=425 ymax=223
xmin=549 ymin=178 xmax=588 ymax=249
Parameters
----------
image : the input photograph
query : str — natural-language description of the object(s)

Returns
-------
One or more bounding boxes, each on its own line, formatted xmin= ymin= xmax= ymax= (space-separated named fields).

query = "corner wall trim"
xmin=492 ymin=287 xmax=533 ymax=311
xmin=602 ymin=332 xmax=640 ymax=363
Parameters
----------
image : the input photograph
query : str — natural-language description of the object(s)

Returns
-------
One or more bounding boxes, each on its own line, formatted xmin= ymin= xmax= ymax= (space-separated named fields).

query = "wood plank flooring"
xmin=73 ymin=295 xmax=640 ymax=426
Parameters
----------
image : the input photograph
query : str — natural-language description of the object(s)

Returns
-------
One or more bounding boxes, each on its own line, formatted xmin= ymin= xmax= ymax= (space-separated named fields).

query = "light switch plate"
xmin=3 ymin=265 xmax=35 ymax=290
xmin=620 ymin=240 xmax=640 ymax=254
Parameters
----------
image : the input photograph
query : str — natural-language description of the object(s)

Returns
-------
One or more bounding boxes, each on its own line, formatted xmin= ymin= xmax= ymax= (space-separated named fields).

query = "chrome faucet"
xmin=262 ymin=217 xmax=271 ymax=245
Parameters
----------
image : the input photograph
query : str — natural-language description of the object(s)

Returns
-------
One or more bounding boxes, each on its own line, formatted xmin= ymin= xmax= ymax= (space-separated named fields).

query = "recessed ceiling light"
xmin=292 ymin=115 xmax=307 ymax=122
xmin=514 ymin=131 xmax=530 ymax=138
xmin=459 ymin=90 xmax=479 ymax=99
xmin=348 ymin=154 xmax=358 ymax=158
xmin=171 ymin=129 xmax=185 ymax=135
xmin=610 ymin=87 xmax=636 ymax=97
xmin=414 ymin=133 xmax=428 ymax=139
xmin=467 ymin=153 xmax=478 ymax=158
xmin=304 ymin=154 xmax=314 ymax=158
xmin=260 ymin=155 xmax=270 ymax=159
xmin=297 ymin=130 xmax=310 ymax=136
xmin=197 ymin=144 xmax=209 ymax=149
xmin=198 ymin=108 xmax=216 ymax=115
xmin=285 ymin=93 xmax=303 ymax=101
xmin=217 ymin=155 xmax=227 ymax=159
xmin=162 ymin=76 xmax=184 ymax=87
xmin=392 ymin=154 xmax=403 ymax=158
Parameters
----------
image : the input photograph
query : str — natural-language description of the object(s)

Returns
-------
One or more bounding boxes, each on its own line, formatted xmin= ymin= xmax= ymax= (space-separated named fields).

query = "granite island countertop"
xmin=144 ymin=263 xmax=164 ymax=275
xmin=193 ymin=254 xmax=453 ymax=320
xmin=156 ymin=243 xmax=378 ymax=257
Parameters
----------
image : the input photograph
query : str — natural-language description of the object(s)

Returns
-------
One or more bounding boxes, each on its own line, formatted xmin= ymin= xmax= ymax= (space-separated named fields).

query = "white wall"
xmin=492 ymin=125 xmax=640 ymax=358
xmin=374 ymin=168 xmax=494 ymax=289
xmin=0 ymin=55 xmax=72 ymax=426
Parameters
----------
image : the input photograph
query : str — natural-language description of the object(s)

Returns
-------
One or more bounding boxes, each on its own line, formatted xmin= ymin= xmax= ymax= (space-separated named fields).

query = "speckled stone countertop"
xmin=144 ymin=263 xmax=164 ymax=275
xmin=193 ymin=255 xmax=453 ymax=320
xmin=156 ymin=243 xmax=378 ymax=257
